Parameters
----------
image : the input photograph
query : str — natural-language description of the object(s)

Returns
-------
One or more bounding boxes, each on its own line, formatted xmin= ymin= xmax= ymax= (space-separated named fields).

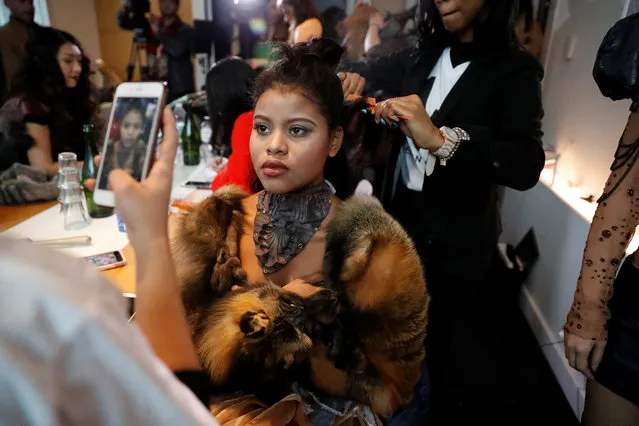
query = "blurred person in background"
xmin=319 ymin=6 xmax=346 ymax=44
xmin=118 ymin=0 xmax=195 ymax=101
xmin=0 ymin=0 xmax=36 ymax=102
xmin=276 ymin=0 xmax=322 ymax=44
xmin=0 ymin=27 xmax=96 ymax=174
xmin=341 ymin=3 xmax=378 ymax=61
xmin=266 ymin=0 xmax=289 ymax=42
xmin=206 ymin=57 xmax=258 ymax=194
xmin=339 ymin=0 xmax=545 ymax=422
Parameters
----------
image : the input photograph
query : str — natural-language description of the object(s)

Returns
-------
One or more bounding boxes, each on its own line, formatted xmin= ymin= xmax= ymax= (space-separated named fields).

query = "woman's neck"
xmin=457 ymin=28 xmax=474 ymax=43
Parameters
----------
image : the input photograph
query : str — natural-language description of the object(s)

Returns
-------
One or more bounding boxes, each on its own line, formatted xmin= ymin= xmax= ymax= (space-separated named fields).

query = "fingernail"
xmin=360 ymin=109 xmax=369 ymax=114
xmin=390 ymin=122 xmax=398 ymax=129
xmin=380 ymin=118 xmax=387 ymax=126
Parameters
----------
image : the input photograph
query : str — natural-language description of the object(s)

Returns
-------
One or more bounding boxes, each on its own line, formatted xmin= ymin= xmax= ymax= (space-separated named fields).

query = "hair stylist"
xmin=339 ymin=0 xmax=545 ymax=415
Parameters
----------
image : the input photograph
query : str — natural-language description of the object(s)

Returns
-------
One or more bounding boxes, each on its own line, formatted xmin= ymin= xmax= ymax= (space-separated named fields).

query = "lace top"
xmin=564 ymin=104 xmax=639 ymax=340
xmin=254 ymin=183 xmax=332 ymax=275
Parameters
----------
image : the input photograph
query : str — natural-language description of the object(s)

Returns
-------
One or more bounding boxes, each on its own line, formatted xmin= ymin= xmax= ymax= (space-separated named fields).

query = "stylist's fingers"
xmin=374 ymin=99 xmax=403 ymax=124
xmin=354 ymin=76 xmax=366 ymax=97
xmin=338 ymin=72 xmax=354 ymax=96
xmin=338 ymin=72 xmax=365 ymax=97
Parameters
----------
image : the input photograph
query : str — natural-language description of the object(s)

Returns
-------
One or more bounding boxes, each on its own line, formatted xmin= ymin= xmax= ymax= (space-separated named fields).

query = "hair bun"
xmin=304 ymin=38 xmax=344 ymax=70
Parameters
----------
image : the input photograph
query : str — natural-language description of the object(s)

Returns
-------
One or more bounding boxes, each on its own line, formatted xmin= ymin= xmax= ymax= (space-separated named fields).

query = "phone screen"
xmin=85 ymin=251 xmax=123 ymax=267
xmin=97 ymin=97 xmax=160 ymax=190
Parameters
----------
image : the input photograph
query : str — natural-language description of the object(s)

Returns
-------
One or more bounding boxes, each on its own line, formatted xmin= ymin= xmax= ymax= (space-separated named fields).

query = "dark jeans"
xmin=388 ymin=181 xmax=488 ymax=422
xmin=386 ymin=362 xmax=430 ymax=426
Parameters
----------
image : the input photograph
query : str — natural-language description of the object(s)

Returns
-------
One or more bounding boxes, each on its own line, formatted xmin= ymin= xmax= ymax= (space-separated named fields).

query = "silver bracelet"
xmin=434 ymin=126 xmax=469 ymax=166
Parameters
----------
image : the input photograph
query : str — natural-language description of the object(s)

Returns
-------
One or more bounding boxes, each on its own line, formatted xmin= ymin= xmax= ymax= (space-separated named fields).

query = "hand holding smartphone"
xmin=94 ymin=82 xmax=167 ymax=207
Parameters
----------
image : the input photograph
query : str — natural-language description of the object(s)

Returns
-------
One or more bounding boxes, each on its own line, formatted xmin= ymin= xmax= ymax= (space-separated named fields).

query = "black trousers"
xmin=388 ymin=181 xmax=490 ymax=408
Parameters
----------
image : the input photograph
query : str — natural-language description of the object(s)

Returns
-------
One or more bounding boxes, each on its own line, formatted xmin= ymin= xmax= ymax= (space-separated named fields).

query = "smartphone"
xmin=84 ymin=250 xmax=127 ymax=271
xmin=94 ymin=82 xmax=167 ymax=207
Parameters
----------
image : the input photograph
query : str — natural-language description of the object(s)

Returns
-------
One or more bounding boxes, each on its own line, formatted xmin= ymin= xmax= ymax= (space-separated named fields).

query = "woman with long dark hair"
xmin=340 ymin=0 xmax=545 ymax=421
xmin=0 ymin=26 xmax=96 ymax=174
xmin=276 ymin=0 xmax=322 ymax=44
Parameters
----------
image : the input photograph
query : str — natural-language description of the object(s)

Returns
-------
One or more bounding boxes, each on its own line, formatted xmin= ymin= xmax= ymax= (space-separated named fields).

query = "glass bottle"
xmin=181 ymin=102 xmax=201 ymax=166
xmin=82 ymin=124 xmax=114 ymax=218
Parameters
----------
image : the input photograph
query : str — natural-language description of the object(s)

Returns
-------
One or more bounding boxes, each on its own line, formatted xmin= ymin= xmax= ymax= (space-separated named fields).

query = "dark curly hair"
xmin=418 ymin=0 xmax=519 ymax=50
xmin=9 ymin=26 xmax=97 ymax=158
xmin=250 ymin=38 xmax=364 ymax=198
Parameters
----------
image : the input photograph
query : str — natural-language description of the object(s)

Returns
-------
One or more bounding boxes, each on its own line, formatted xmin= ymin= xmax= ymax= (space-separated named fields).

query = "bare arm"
xmin=293 ymin=18 xmax=322 ymax=44
xmin=26 ymin=123 xmax=58 ymax=175
xmin=364 ymin=13 xmax=384 ymax=53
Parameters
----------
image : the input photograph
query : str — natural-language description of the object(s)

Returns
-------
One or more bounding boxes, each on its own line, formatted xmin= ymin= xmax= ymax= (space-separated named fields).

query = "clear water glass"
xmin=64 ymin=200 xmax=89 ymax=230
xmin=58 ymin=152 xmax=78 ymax=171
xmin=57 ymin=152 xmax=78 ymax=208
xmin=59 ymin=168 xmax=89 ymax=230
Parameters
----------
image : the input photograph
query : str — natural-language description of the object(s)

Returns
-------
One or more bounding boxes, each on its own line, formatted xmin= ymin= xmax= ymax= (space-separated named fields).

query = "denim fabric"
xmin=386 ymin=362 xmax=430 ymax=426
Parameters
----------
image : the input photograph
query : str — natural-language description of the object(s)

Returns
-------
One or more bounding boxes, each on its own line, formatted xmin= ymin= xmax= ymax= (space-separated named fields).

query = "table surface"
xmin=0 ymin=201 xmax=137 ymax=293
xmin=0 ymin=165 xmax=200 ymax=295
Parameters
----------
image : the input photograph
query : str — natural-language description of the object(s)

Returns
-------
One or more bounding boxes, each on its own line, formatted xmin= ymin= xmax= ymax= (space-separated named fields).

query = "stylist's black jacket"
xmin=343 ymin=44 xmax=545 ymax=278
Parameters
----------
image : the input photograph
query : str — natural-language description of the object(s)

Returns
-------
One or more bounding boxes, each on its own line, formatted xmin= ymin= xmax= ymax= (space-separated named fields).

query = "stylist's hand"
xmin=373 ymin=94 xmax=444 ymax=151
xmin=564 ymin=332 xmax=607 ymax=380
xmin=338 ymin=72 xmax=366 ymax=98
xmin=110 ymin=107 xmax=178 ymax=247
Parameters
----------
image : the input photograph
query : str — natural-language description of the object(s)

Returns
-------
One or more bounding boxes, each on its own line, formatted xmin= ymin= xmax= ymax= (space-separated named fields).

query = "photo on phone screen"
xmin=85 ymin=251 xmax=124 ymax=268
xmin=97 ymin=97 xmax=159 ymax=190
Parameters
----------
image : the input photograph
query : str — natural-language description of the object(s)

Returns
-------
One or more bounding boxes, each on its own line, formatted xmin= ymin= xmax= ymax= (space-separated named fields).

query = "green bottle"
xmin=181 ymin=102 xmax=201 ymax=166
xmin=82 ymin=124 xmax=114 ymax=218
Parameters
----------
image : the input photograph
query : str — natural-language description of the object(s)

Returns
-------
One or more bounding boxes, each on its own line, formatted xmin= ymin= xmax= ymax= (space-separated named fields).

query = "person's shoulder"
xmin=178 ymin=20 xmax=196 ymax=34
xmin=300 ymin=17 xmax=322 ymax=28
xmin=297 ymin=17 xmax=323 ymax=34
xmin=19 ymin=96 xmax=50 ymax=116
xmin=500 ymin=46 xmax=544 ymax=77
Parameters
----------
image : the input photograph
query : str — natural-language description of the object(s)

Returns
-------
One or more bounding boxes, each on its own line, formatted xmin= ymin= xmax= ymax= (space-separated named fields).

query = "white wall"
xmin=46 ymin=0 xmax=101 ymax=60
xmin=541 ymin=0 xmax=631 ymax=199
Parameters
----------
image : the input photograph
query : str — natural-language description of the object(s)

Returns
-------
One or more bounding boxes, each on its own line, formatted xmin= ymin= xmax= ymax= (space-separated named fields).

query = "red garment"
xmin=211 ymin=111 xmax=256 ymax=194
